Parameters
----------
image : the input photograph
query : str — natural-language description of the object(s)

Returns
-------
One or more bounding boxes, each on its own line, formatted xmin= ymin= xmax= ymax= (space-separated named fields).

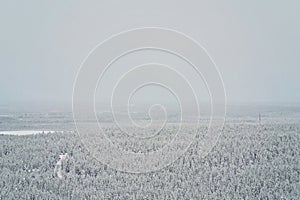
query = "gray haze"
xmin=1 ymin=1 xmax=300 ymax=110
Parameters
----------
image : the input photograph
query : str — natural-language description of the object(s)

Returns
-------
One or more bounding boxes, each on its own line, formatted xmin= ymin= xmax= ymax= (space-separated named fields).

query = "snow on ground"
xmin=0 ymin=130 xmax=63 ymax=136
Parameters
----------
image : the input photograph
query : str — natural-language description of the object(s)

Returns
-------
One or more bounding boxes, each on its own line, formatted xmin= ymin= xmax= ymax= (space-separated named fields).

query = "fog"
xmin=1 ymin=0 xmax=300 ymax=110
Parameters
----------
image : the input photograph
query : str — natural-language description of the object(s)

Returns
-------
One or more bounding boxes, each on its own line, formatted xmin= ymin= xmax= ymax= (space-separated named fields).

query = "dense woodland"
xmin=0 ymin=122 xmax=299 ymax=199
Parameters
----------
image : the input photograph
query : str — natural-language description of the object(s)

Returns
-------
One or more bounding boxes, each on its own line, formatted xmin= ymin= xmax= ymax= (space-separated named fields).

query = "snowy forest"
xmin=0 ymin=121 xmax=299 ymax=199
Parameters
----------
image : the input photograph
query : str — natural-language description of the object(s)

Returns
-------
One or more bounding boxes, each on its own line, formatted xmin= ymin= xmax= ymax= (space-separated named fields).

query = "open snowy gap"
xmin=0 ymin=130 xmax=64 ymax=136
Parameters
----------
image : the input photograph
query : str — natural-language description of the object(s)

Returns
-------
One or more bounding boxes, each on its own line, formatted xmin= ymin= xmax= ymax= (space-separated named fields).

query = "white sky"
xmin=1 ymin=0 xmax=299 ymax=108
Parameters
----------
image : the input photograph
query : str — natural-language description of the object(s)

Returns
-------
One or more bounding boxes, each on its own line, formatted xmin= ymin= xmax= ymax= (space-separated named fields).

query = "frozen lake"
xmin=0 ymin=130 xmax=63 ymax=136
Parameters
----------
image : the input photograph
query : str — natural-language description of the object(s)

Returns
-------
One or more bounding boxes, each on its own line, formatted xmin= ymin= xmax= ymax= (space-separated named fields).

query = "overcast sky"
xmin=1 ymin=0 xmax=299 ymax=109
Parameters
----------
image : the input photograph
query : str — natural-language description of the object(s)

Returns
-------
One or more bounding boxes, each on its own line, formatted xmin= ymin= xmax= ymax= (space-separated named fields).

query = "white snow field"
xmin=0 ymin=130 xmax=63 ymax=136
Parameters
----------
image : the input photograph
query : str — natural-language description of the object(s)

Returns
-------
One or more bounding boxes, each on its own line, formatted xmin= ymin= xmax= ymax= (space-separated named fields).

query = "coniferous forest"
xmin=0 ymin=122 xmax=299 ymax=199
